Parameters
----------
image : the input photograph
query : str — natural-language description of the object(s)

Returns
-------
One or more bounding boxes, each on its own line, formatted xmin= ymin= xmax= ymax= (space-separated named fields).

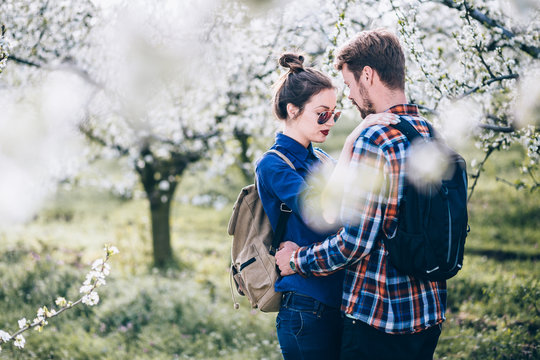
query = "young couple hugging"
xmin=256 ymin=29 xmax=445 ymax=360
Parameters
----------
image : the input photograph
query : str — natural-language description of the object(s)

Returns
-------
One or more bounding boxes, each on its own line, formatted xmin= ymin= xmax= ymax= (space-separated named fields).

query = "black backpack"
xmin=384 ymin=120 xmax=469 ymax=281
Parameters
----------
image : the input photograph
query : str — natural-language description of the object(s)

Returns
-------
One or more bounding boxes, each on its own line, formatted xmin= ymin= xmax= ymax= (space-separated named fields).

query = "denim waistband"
xmin=281 ymin=292 xmax=339 ymax=317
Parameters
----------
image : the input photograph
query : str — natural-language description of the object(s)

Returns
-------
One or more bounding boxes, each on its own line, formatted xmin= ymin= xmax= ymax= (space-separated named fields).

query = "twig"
xmin=495 ymin=176 xmax=518 ymax=188
xmin=468 ymin=146 xmax=496 ymax=202
xmin=477 ymin=123 xmax=514 ymax=133
xmin=7 ymin=55 xmax=42 ymax=67
xmin=460 ymin=74 xmax=519 ymax=98
xmin=78 ymin=121 xmax=130 ymax=156
xmin=0 ymin=245 xmax=118 ymax=351
xmin=527 ymin=168 xmax=539 ymax=192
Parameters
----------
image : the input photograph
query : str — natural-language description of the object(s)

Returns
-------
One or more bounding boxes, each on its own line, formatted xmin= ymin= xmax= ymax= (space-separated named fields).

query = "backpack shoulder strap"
xmin=313 ymin=148 xmax=333 ymax=166
xmin=266 ymin=149 xmax=296 ymax=170
xmin=383 ymin=119 xmax=430 ymax=239
xmin=263 ymin=149 xmax=295 ymax=254
xmin=392 ymin=118 xmax=438 ymax=143
xmin=391 ymin=119 xmax=424 ymax=142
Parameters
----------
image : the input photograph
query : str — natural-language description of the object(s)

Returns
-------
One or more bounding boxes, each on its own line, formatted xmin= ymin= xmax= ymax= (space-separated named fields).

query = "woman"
xmin=256 ymin=53 xmax=398 ymax=360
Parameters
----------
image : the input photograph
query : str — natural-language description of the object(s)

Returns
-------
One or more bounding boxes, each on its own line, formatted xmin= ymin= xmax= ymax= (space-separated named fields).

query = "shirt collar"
xmin=275 ymin=132 xmax=317 ymax=163
xmin=384 ymin=104 xmax=420 ymax=116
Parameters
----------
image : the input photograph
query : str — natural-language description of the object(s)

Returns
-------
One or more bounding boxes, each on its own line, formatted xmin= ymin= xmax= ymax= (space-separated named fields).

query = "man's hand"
xmin=275 ymin=241 xmax=299 ymax=276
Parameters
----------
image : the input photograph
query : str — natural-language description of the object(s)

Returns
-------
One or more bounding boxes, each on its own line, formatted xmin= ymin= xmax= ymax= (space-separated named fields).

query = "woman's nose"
xmin=327 ymin=115 xmax=336 ymax=127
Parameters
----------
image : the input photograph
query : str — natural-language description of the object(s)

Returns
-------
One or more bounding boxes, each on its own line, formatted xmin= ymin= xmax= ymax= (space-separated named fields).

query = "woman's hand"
xmin=344 ymin=113 xmax=400 ymax=150
xmin=342 ymin=113 xmax=400 ymax=162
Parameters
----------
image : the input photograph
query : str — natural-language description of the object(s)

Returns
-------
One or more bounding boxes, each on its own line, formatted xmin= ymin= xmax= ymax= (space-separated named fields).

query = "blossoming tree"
xmin=0 ymin=25 xmax=8 ymax=74
xmin=388 ymin=0 xmax=540 ymax=197
xmin=1 ymin=0 xmax=538 ymax=268
xmin=67 ymin=0 xmax=364 ymax=267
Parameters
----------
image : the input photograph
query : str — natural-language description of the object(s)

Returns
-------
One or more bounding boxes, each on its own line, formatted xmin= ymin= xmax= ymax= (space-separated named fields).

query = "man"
xmin=275 ymin=29 xmax=446 ymax=360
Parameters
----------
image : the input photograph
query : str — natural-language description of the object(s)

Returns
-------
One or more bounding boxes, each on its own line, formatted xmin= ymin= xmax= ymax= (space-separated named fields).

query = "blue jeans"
xmin=276 ymin=292 xmax=342 ymax=360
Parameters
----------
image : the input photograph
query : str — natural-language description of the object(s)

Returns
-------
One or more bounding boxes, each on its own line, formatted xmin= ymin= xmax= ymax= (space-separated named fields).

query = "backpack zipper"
xmin=445 ymin=188 xmax=452 ymax=264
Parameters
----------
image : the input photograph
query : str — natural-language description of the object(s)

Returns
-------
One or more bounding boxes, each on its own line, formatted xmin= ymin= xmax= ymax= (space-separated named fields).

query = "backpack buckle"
xmin=280 ymin=203 xmax=292 ymax=213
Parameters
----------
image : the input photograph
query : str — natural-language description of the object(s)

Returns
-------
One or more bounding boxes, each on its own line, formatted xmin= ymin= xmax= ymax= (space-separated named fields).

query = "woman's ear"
xmin=286 ymin=103 xmax=299 ymax=119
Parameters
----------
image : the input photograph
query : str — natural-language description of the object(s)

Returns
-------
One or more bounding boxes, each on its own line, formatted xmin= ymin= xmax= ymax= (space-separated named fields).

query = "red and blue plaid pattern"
xmin=294 ymin=104 xmax=446 ymax=334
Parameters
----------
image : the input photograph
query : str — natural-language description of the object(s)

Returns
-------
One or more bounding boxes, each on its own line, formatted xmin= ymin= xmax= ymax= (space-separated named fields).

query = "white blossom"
xmin=80 ymin=284 xmax=93 ymax=294
xmin=55 ymin=297 xmax=67 ymax=307
xmin=13 ymin=335 xmax=25 ymax=349
xmin=107 ymin=246 xmax=120 ymax=255
xmin=81 ymin=291 xmax=100 ymax=306
xmin=0 ymin=330 xmax=11 ymax=342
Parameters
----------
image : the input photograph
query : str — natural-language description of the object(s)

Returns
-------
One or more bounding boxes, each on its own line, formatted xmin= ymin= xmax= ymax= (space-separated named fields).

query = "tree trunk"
xmin=234 ymin=129 xmax=254 ymax=182
xmin=150 ymin=196 xmax=173 ymax=268
xmin=136 ymin=145 xmax=197 ymax=268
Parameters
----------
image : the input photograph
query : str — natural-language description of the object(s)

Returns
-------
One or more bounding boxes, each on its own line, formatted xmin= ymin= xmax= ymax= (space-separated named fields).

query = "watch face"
xmin=289 ymin=259 xmax=296 ymax=272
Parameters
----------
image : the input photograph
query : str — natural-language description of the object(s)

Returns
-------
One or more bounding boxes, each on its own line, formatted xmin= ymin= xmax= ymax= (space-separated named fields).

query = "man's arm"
xmin=277 ymin=130 xmax=392 ymax=277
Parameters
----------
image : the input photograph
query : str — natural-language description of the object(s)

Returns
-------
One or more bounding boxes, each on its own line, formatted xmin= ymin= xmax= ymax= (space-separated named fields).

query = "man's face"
xmin=341 ymin=64 xmax=375 ymax=118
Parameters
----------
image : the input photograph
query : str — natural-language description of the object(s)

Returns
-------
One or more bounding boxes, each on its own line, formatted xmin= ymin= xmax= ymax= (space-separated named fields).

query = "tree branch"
xmin=8 ymin=54 xmax=103 ymax=88
xmin=468 ymin=146 xmax=496 ymax=202
xmin=7 ymin=55 xmax=42 ymax=67
xmin=460 ymin=74 xmax=519 ymax=98
xmin=436 ymin=0 xmax=540 ymax=58
xmin=78 ymin=121 xmax=130 ymax=156
xmin=477 ymin=123 xmax=514 ymax=133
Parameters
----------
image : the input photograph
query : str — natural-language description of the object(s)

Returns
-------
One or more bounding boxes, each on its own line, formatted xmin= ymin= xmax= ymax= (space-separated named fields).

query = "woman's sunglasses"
xmin=317 ymin=110 xmax=341 ymax=125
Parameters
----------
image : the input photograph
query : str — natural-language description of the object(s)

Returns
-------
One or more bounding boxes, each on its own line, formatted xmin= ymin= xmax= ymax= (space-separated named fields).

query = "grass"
xmin=0 ymin=138 xmax=538 ymax=359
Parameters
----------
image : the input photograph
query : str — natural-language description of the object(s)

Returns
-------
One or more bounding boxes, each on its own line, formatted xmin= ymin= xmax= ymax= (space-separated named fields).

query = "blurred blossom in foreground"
xmin=301 ymin=160 xmax=342 ymax=233
xmin=437 ymin=98 xmax=480 ymax=150
xmin=0 ymin=71 xmax=92 ymax=225
xmin=340 ymin=156 xmax=385 ymax=227
xmin=86 ymin=0 xmax=223 ymax=148
xmin=515 ymin=69 xmax=540 ymax=129
xmin=498 ymin=0 xmax=540 ymax=23
xmin=406 ymin=140 xmax=452 ymax=193
xmin=302 ymin=154 xmax=403 ymax=231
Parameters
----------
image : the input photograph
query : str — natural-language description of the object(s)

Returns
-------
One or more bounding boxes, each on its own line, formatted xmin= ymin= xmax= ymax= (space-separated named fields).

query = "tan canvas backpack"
xmin=227 ymin=149 xmax=295 ymax=312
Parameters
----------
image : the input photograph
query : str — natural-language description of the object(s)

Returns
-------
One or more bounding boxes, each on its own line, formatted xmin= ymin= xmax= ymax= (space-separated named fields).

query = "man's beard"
xmin=353 ymin=82 xmax=375 ymax=118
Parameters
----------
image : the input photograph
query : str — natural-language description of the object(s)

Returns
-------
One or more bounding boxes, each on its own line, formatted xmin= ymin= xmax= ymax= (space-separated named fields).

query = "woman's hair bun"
xmin=279 ymin=53 xmax=305 ymax=73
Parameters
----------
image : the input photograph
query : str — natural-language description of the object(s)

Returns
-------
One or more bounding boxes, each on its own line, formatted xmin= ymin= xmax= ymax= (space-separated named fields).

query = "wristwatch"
xmin=289 ymin=253 xmax=297 ymax=273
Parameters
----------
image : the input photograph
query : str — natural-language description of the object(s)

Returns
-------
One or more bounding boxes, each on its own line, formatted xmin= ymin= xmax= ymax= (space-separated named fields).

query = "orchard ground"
xmin=0 ymin=122 xmax=538 ymax=359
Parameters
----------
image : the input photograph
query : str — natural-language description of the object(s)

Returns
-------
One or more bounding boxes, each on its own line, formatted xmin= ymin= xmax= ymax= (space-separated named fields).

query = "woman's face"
xmin=286 ymin=88 xmax=338 ymax=147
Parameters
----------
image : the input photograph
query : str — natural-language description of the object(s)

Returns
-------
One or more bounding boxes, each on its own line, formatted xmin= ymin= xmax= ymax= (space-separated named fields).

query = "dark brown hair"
xmin=273 ymin=53 xmax=334 ymax=120
xmin=335 ymin=29 xmax=405 ymax=90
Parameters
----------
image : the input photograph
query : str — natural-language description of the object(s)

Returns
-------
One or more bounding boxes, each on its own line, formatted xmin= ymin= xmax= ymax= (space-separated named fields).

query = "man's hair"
xmin=335 ymin=29 xmax=405 ymax=90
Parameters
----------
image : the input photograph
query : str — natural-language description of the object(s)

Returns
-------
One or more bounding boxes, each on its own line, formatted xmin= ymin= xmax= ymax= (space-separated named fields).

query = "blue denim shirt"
xmin=255 ymin=133 xmax=344 ymax=308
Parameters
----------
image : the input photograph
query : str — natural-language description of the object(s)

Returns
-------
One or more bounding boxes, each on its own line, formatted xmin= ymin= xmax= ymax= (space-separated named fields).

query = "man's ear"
xmin=362 ymin=66 xmax=374 ymax=84
xmin=286 ymin=103 xmax=299 ymax=119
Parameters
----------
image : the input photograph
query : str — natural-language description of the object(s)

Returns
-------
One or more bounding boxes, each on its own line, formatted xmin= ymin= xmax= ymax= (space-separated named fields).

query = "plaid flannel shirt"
xmin=293 ymin=104 xmax=447 ymax=334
